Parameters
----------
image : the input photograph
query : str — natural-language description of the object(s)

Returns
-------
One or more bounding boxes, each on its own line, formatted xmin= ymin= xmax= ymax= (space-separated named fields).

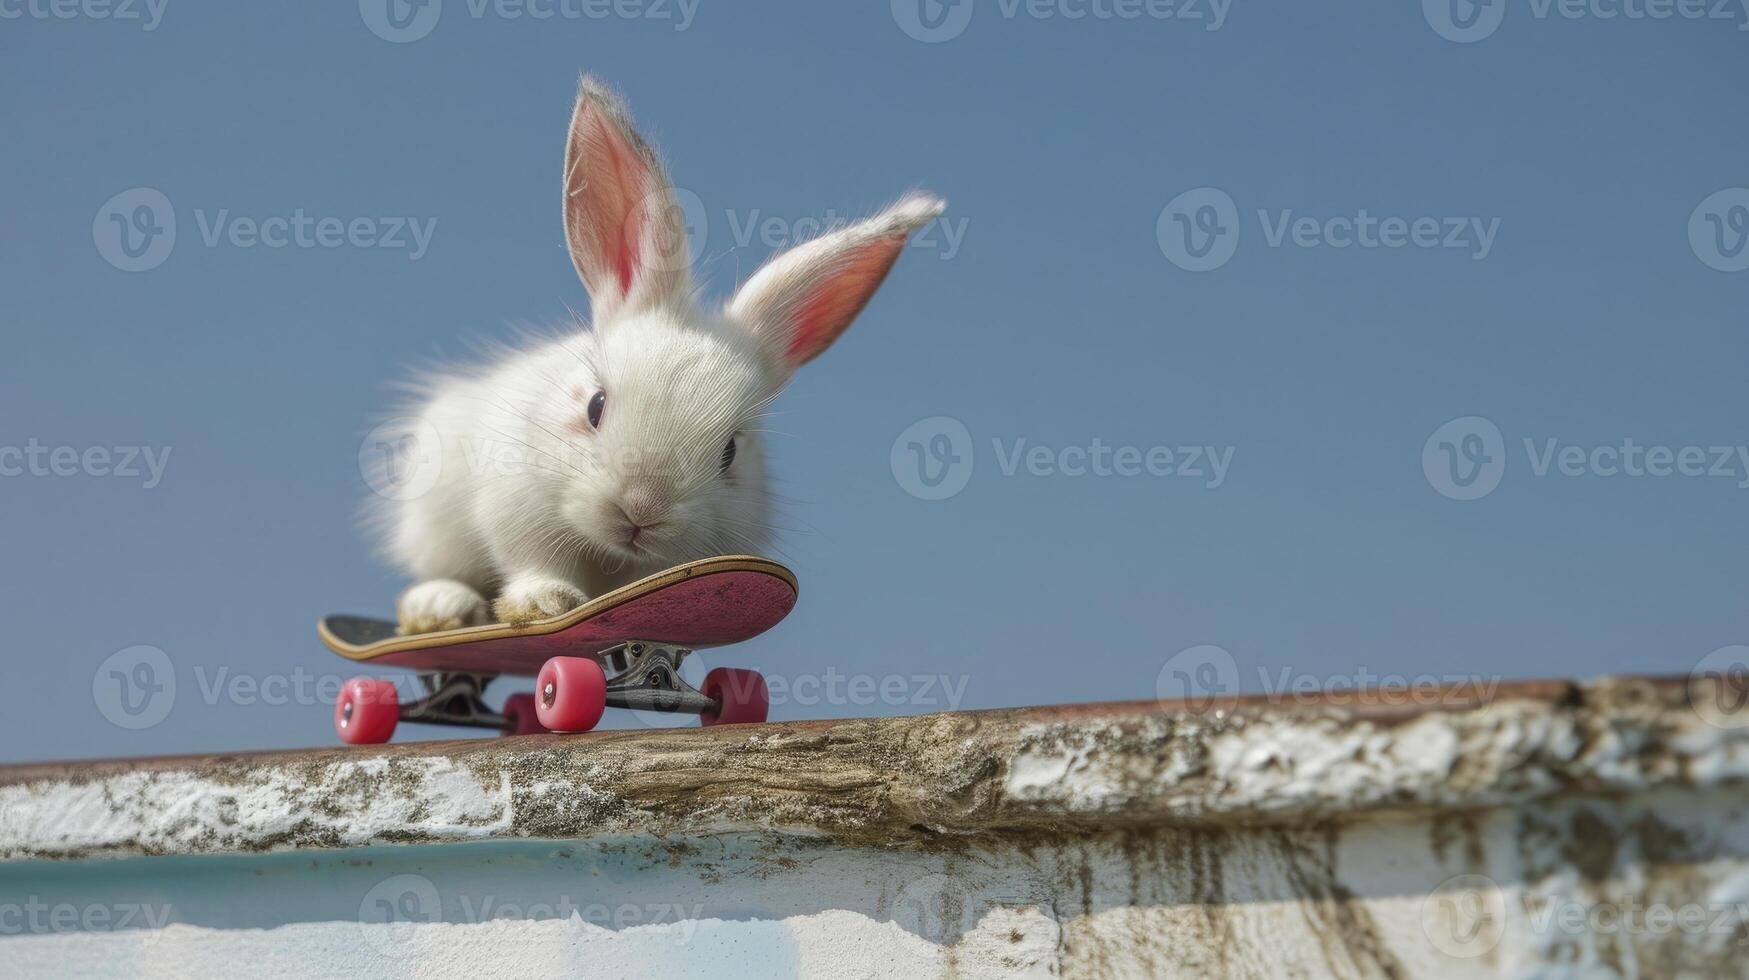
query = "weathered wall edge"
xmin=1 ymin=675 xmax=1744 ymax=861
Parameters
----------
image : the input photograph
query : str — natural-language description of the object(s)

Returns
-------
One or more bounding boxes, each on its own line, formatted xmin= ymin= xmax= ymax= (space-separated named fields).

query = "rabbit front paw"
xmin=493 ymin=575 xmax=587 ymax=626
xmin=397 ymin=580 xmax=491 ymax=635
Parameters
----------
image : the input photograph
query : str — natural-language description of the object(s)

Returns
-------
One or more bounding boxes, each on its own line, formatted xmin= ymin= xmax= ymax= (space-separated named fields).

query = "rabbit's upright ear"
xmin=729 ymin=194 xmax=944 ymax=381
xmin=564 ymin=77 xmax=691 ymax=322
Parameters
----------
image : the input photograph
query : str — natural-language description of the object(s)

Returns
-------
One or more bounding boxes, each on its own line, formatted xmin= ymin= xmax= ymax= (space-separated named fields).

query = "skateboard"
xmin=319 ymin=555 xmax=797 ymax=745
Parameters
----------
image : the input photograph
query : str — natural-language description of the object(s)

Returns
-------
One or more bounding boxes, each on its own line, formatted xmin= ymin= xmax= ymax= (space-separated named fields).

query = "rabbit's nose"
xmin=618 ymin=485 xmax=671 ymax=529
xmin=615 ymin=505 xmax=665 ymax=545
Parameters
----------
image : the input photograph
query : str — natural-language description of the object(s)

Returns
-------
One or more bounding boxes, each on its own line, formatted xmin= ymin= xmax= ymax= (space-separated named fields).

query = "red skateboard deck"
xmin=321 ymin=556 xmax=797 ymax=743
xmin=319 ymin=555 xmax=798 ymax=676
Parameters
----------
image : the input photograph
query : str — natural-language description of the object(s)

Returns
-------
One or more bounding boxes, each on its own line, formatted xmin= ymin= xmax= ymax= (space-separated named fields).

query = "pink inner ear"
xmin=787 ymin=234 xmax=907 ymax=366
xmin=568 ymin=104 xmax=651 ymax=300
xmin=602 ymin=133 xmax=645 ymax=295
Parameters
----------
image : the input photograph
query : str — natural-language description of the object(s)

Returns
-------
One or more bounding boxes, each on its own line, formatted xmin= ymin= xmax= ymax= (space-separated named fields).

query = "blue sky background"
xmin=1 ymin=1 xmax=1744 ymax=761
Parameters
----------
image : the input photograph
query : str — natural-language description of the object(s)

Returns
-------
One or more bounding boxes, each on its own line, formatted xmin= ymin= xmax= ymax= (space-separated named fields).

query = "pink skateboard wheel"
xmin=336 ymin=677 xmax=399 ymax=745
xmin=700 ymin=668 xmax=768 ymax=727
xmin=535 ymin=656 xmax=607 ymax=733
xmin=500 ymin=692 xmax=550 ymax=736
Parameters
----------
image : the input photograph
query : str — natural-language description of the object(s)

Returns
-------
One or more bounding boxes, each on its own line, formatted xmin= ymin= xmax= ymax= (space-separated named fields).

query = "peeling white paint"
xmin=0 ymin=756 xmax=515 ymax=857
xmin=5 ymin=794 xmax=1747 ymax=978
xmin=4 ymin=678 xmax=1749 ymax=977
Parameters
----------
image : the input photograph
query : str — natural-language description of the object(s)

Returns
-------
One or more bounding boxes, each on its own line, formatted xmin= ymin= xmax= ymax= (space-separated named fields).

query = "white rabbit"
xmin=371 ymin=77 xmax=944 ymax=632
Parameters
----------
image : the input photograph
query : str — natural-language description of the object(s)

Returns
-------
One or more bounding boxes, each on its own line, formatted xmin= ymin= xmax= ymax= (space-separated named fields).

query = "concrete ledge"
xmin=6 ymin=675 xmax=1749 ymax=976
xmin=2 ymin=675 xmax=1743 ymax=860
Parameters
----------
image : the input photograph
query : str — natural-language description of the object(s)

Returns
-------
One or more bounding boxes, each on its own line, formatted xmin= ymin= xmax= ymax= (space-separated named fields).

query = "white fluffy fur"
xmin=374 ymin=77 xmax=943 ymax=630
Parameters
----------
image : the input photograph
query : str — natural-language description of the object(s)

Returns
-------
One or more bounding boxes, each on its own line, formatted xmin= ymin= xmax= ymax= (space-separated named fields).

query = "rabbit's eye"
xmin=586 ymin=390 xmax=606 ymax=429
xmin=719 ymin=436 xmax=737 ymax=473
